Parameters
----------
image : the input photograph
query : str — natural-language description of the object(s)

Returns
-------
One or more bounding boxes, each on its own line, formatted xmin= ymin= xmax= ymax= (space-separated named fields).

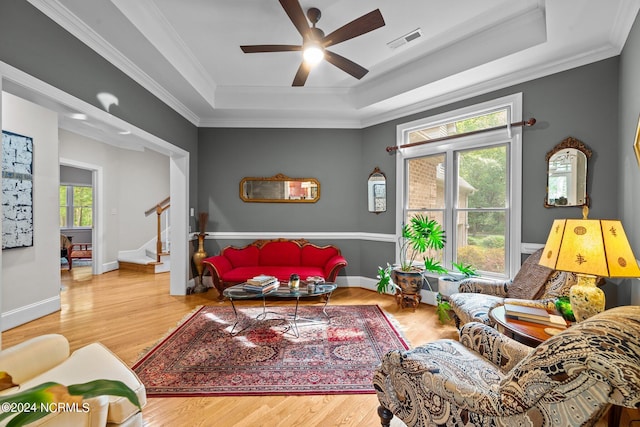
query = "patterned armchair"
xmin=448 ymin=248 xmax=576 ymax=328
xmin=373 ymin=306 xmax=640 ymax=427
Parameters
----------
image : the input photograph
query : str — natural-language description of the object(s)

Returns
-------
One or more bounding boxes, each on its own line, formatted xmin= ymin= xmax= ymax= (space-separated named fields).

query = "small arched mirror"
xmin=545 ymin=137 xmax=591 ymax=208
xmin=368 ymin=167 xmax=386 ymax=213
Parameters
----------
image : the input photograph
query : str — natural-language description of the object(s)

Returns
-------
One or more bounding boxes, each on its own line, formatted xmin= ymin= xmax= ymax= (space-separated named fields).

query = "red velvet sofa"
xmin=202 ymin=238 xmax=348 ymax=299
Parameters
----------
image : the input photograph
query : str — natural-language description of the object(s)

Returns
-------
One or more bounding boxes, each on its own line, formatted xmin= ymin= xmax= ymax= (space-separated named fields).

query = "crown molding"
xmin=609 ymin=0 xmax=640 ymax=48
xmin=359 ymin=43 xmax=621 ymax=129
xmin=24 ymin=0 xmax=638 ymax=131
xmin=26 ymin=0 xmax=201 ymax=126
xmin=198 ymin=114 xmax=363 ymax=129
xmin=200 ymin=42 xmax=620 ymax=130
xmin=109 ymin=0 xmax=218 ymax=110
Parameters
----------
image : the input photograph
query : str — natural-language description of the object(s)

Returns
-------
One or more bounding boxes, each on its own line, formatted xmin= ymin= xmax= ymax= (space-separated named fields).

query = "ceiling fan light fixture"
xmin=303 ymin=41 xmax=324 ymax=66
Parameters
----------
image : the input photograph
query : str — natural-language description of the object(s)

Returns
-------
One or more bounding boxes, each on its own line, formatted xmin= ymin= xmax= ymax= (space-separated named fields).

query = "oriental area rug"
xmin=132 ymin=304 xmax=409 ymax=397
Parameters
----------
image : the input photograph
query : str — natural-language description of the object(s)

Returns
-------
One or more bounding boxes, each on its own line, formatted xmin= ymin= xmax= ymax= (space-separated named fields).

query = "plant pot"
xmin=392 ymin=269 xmax=424 ymax=310
xmin=438 ymin=276 xmax=462 ymax=297
xmin=393 ymin=269 xmax=423 ymax=294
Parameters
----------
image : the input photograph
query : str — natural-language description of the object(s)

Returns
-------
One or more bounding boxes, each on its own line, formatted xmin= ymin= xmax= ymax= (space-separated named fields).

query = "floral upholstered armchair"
xmin=448 ymin=248 xmax=576 ymax=328
xmin=373 ymin=306 xmax=640 ymax=427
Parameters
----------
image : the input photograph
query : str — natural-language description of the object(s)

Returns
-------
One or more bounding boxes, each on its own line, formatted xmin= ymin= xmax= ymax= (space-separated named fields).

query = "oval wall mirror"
xmin=240 ymin=173 xmax=320 ymax=203
xmin=368 ymin=167 xmax=386 ymax=213
xmin=544 ymin=137 xmax=591 ymax=208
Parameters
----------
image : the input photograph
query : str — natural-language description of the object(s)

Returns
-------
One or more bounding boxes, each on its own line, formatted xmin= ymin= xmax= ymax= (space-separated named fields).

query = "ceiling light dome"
xmin=303 ymin=42 xmax=324 ymax=66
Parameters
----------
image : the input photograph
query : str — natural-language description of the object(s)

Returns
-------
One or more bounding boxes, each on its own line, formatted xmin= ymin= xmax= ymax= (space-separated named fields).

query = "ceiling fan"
xmin=240 ymin=0 xmax=385 ymax=87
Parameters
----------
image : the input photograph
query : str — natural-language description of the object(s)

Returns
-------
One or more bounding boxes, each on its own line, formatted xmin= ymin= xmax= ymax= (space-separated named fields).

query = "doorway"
xmin=1 ymin=65 xmax=190 ymax=296
xmin=59 ymin=162 xmax=100 ymax=276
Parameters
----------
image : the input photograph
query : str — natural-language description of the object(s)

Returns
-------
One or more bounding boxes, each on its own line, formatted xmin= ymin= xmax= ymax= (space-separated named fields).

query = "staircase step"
xmin=118 ymin=260 xmax=160 ymax=274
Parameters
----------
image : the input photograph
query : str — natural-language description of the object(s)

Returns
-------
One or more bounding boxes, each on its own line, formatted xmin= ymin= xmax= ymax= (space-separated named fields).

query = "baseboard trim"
xmin=1 ymin=296 xmax=61 ymax=332
xmin=102 ymin=261 xmax=119 ymax=273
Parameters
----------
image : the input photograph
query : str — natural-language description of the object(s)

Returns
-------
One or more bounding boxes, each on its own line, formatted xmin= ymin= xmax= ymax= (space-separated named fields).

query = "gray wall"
xmin=0 ymin=0 xmax=198 ymax=215
xmin=200 ymin=58 xmax=622 ymax=289
xmin=619 ymin=12 xmax=640 ymax=305
xmin=360 ymin=58 xmax=621 ymax=281
xmin=197 ymin=127 xmax=363 ymax=276
xmin=3 ymin=1 xmax=634 ymax=304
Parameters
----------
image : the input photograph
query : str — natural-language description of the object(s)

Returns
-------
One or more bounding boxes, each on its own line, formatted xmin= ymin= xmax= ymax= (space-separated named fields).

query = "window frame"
xmin=60 ymin=184 xmax=94 ymax=229
xmin=395 ymin=93 xmax=523 ymax=279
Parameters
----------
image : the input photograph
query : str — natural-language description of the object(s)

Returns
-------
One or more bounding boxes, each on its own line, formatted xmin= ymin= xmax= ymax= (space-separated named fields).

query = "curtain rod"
xmin=386 ymin=118 xmax=537 ymax=153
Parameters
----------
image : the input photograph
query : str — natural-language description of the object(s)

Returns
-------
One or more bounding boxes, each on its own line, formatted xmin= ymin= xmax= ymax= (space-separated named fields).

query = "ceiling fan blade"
xmin=324 ymin=50 xmax=368 ymax=80
xmin=279 ymin=0 xmax=310 ymax=38
xmin=322 ymin=9 xmax=385 ymax=47
xmin=241 ymin=45 xmax=302 ymax=53
xmin=292 ymin=62 xmax=311 ymax=86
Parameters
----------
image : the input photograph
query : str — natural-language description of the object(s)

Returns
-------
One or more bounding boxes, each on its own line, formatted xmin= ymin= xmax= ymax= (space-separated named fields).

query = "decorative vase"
xmin=569 ymin=274 xmax=605 ymax=322
xmin=192 ymin=234 xmax=208 ymax=287
xmin=392 ymin=270 xmax=423 ymax=310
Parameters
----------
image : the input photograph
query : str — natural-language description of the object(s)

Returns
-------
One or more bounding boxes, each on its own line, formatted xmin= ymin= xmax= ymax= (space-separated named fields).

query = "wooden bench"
xmin=67 ymin=243 xmax=92 ymax=270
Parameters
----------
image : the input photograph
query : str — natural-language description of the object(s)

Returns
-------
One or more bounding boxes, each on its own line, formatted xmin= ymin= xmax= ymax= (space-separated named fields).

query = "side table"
xmin=490 ymin=305 xmax=568 ymax=347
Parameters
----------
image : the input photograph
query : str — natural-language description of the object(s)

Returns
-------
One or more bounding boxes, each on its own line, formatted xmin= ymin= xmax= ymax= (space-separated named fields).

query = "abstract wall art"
xmin=2 ymin=130 xmax=34 ymax=249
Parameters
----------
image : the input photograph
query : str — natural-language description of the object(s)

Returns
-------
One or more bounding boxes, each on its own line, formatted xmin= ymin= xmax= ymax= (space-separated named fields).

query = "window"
xmin=396 ymin=94 xmax=522 ymax=279
xmin=59 ymin=185 xmax=93 ymax=228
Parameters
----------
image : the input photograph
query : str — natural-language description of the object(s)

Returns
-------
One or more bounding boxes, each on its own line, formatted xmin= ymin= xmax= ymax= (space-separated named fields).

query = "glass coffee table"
xmin=222 ymin=282 xmax=337 ymax=337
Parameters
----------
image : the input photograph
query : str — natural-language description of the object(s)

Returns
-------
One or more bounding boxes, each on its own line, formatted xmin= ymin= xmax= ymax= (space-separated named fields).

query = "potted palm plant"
xmin=376 ymin=214 xmax=450 ymax=322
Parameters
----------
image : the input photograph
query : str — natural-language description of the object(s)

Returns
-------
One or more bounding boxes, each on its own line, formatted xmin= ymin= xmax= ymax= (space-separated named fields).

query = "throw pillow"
xmin=507 ymin=249 xmax=554 ymax=300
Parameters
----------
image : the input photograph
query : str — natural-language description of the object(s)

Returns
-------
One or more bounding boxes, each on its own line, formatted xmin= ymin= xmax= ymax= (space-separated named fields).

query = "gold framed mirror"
xmin=545 ymin=137 xmax=591 ymax=208
xmin=240 ymin=173 xmax=320 ymax=203
xmin=367 ymin=167 xmax=386 ymax=213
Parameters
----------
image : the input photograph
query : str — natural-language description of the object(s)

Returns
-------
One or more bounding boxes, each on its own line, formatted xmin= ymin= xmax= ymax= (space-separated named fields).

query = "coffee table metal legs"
xmin=228 ymin=296 xmax=287 ymax=336
xmin=287 ymin=292 xmax=333 ymax=338
xmin=227 ymin=293 xmax=334 ymax=337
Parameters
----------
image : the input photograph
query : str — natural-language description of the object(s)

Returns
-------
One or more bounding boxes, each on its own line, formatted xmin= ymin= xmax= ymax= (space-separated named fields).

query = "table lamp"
xmin=539 ymin=207 xmax=640 ymax=322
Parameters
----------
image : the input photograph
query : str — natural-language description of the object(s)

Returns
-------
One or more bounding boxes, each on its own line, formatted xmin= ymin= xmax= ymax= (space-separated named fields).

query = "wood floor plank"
xmin=2 ymin=267 xmax=457 ymax=426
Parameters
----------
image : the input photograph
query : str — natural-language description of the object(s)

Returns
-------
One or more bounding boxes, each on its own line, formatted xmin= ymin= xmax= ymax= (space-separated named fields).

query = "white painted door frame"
xmin=1 ymin=61 xmax=191 ymax=295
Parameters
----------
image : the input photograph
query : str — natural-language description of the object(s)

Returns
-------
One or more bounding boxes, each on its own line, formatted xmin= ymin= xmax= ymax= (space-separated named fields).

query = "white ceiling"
xmin=26 ymin=0 xmax=640 ymax=129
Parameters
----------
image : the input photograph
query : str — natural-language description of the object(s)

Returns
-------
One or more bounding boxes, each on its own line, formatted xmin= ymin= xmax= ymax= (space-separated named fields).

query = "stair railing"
xmin=145 ymin=197 xmax=170 ymax=263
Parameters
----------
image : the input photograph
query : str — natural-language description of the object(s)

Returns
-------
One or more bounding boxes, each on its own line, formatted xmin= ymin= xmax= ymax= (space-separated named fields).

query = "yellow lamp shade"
xmin=540 ymin=218 xmax=640 ymax=278
xmin=600 ymin=220 xmax=640 ymax=277
xmin=540 ymin=212 xmax=639 ymax=322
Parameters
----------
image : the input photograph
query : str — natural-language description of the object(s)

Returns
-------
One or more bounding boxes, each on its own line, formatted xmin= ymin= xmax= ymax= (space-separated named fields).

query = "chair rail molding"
xmin=204 ymin=231 xmax=396 ymax=243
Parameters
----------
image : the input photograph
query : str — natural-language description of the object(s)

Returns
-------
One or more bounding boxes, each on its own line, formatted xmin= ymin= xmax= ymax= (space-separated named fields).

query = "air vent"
xmin=387 ymin=28 xmax=422 ymax=49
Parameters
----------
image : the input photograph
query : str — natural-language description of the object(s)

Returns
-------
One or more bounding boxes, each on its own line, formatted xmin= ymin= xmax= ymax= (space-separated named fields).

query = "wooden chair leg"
xmin=377 ymin=405 xmax=393 ymax=427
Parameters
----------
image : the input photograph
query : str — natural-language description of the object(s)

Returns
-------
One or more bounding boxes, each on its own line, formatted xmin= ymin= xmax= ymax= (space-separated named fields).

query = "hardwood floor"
xmin=2 ymin=268 xmax=458 ymax=427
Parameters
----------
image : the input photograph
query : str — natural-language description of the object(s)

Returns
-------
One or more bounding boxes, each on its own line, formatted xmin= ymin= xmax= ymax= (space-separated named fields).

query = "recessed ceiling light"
xmin=118 ymin=130 xmax=131 ymax=135
xmin=70 ymin=113 xmax=87 ymax=120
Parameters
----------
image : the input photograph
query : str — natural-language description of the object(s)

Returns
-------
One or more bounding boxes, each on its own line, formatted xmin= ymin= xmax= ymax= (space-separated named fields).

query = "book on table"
xmin=246 ymin=275 xmax=277 ymax=286
xmin=503 ymin=303 xmax=567 ymax=328
xmin=243 ymin=281 xmax=280 ymax=293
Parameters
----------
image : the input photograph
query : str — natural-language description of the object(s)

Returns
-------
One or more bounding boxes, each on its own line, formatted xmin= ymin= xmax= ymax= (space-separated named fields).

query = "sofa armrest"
xmin=202 ymin=255 xmax=232 ymax=281
xmin=458 ymin=278 xmax=510 ymax=297
xmin=459 ymin=322 xmax=532 ymax=373
xmin=323 ymin=255 xmax=347 ymax=282
xmin=0 ymin=334 xmax=70 ymax=385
